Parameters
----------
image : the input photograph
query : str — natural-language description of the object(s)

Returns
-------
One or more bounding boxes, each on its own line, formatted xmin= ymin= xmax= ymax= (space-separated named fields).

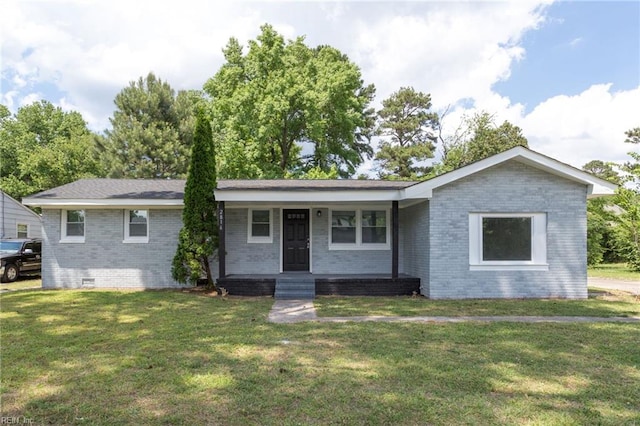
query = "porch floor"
xmin=217 ymin=273 xmax=420 ymax=297
xmin=222 ymin=273 xmax=417 ymax=279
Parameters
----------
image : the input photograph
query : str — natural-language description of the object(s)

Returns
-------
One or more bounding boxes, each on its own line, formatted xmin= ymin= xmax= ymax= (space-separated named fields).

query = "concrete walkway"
xmin=268 ymin=300 xmax=318 ymax=323
xmin=267 ymin=300 xmax=640 ymax=324
xmin=589 ymin=278 xmax=640 ymax=295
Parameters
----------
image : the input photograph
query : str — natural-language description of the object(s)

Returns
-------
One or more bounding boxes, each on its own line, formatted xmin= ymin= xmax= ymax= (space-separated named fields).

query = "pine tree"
xmin=101 ymin=72 xmax=200 ymax=179
xmin=374 ymin=87 xmax=439 ymax=180
xmin=172 ymin=111 xmax=219 ymax=289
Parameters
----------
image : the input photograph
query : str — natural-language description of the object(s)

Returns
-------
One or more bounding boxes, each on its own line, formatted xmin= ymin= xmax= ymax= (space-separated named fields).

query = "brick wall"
xmin=429 ymin=160 xmax=588 ymax=299
xmin=42 ymin=208 xmax=183 ymax=288
xmin=225 ymin=208 xmax=280 ymax=274
xmin=400 ymin=201 xmax=430 ymax=296
xmin=311 ymin=208 xmax=394 ymax=274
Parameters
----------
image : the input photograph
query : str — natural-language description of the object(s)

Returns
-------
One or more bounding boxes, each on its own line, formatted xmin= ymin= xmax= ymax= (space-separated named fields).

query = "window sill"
xmin=123 ymin=238 xmax=149 ymax=244
xmin=60 ymin=238 xmax=85 ymax=244
xmin=247 ymin=237 xmax=273 ymax=244
xmin=329 ymin=244 xmax=390 ymax=251
xmin=470 ymin=264 xmax=549 ymax=271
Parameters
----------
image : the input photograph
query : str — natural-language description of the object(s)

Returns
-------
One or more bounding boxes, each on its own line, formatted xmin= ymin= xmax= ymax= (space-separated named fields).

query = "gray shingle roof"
xmin=216 ymin=179 xmax=416 ymax=191
xmin=28 ymin=178 xmax=416 ymax=200
xmin=28 ymin=179 xmax=186 ymax=200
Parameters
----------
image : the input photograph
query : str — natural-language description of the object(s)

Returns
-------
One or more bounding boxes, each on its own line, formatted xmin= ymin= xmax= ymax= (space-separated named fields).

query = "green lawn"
xmin=0 ymin=277 xmax=41 ymax=291
xmin=1 ymin=291 xmax=639 ymax=425
xmin=315 ymin=293 xmax=640 ymax=318
xmin=588 ymin=263 xmax=640 ymax=281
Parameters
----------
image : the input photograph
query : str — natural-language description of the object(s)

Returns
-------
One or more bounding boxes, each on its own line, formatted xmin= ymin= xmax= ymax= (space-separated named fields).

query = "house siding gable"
xmin=41 ymin=208 xmax=182 ymax=288
xmin=429 ymin=160 xmax=587 ymax=299
xmin=1 ymin=192 xmax=42 ymax=239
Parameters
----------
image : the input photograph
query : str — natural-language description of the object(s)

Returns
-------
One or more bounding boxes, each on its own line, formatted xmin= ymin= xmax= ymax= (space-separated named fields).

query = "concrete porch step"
xmin=275 ymin=278 xmax=315 ymax=300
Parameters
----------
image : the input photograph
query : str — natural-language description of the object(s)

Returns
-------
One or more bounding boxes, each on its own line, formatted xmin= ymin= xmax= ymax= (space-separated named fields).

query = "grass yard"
xmin=315 ymin=292 xmax=640 ymax=318
xmin=588 ymin=263 xmax=640 ymax=281
xmin=0 ymin=277 xmax=41 ymax=291
xmin=1 ymin=291 xmax=639 ymax=425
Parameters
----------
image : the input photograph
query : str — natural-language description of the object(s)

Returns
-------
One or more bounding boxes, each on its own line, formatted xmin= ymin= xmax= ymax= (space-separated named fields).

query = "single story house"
xmin=1 ymin=190 xmax=42 ymax=239
xmin=23 ymin=147 xmax=616 ymax=299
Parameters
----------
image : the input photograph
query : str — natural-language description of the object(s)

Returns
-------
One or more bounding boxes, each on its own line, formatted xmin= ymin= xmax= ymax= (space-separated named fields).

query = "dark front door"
xmin=283 ymin=209 xmax=310 ymax=271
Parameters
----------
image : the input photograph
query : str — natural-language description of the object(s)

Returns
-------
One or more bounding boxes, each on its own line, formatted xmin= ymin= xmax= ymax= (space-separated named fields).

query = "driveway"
xmin=588 ymin=278 xmax=640 ymax=295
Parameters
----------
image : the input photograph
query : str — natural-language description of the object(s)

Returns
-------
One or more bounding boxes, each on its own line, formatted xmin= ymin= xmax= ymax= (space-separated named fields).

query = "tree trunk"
xmin=202 ymin=255 xmax=220 ymax=292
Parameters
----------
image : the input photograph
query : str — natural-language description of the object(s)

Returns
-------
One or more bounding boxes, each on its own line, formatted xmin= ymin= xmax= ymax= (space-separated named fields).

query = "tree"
xmin=374 ymin=87 xmax=439 ymax=180
xmin=435 ymin=112 xmax=528 ymax=174
xmin=100 ymin=72 xmax=201 ymax=179
xmin=582 ymin=160 xmax=622 ymax=185
xmin=583 ymin=161 xmax=622 ymax=265
xmin=613 ymin=127 xmax=640 ymax=271
xmin=172 ymin=111 xmax=219 ymax=289
xmin=0 ymin=100 xmax=102 ymax=200
xmin=204 ymin=24 xmax=375 ymax=179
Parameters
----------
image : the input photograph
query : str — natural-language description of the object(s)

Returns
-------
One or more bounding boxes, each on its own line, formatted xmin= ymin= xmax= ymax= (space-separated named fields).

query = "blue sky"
xmin=1 ymin=0 xmax=638 ymax=171
xmin=494 ymin=1 xmax=640 ymax=112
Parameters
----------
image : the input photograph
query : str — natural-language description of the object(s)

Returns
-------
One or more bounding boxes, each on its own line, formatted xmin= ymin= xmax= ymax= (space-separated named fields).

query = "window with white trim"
xmin=248 ymin=209 xmax=273 ymax=243
xmin=331 ymin=210 xmax=356 ymax=244
xmin=17 ymin=223 xmax=28 ymax=238
xmin=124 ymin=210 xmax=149 ymax=243
xmin=469 ymin=213 xmax=547 ymax=270
xmin=61 ymin=210 xmax=85 ymax=243
xmin=329 ymin=208 xmax=389 ymax=250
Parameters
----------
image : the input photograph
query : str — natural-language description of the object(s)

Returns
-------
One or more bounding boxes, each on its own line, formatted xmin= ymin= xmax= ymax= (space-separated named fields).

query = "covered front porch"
xmin=217 ymin=273 xmax=421 ymax=297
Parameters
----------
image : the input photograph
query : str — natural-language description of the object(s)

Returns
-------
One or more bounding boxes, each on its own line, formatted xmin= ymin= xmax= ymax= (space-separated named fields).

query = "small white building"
xmin=1 ymin=191 xmax=42 ymax=239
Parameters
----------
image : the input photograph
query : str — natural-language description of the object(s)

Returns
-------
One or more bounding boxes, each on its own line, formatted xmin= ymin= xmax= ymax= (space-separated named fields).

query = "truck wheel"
xmin=3 ymin=264 xmax=19 ymax=283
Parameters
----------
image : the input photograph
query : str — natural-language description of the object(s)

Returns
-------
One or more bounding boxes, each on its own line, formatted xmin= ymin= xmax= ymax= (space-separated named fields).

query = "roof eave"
xmin=403 ymin=146 xmax=619 ymax=199
xmin=214 ymin=189 xmax=404 ymax=202
xmin=21 ymin=198 xmax=184 ymax=208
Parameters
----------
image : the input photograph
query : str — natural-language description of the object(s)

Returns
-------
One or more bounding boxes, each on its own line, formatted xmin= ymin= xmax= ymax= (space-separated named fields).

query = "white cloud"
xmin=20 ymin=92 xmax=43 ymax=106
xmin=2 ymin=0 xmax=637 ymax=173
xmin=520 ymin=84 xmax=640 ymax=168
xmin=352 ymin=1 xmax=550 ymax=110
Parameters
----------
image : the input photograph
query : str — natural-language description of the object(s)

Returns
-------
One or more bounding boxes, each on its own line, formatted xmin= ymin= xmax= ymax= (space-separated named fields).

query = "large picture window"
xmin=329 ymin=208 xmax=389 ymax=250
xmin=469 ymin=213 xmax=547 ymax=270
xmin=124 ymin=210 xmax=149 ymax=243
xmin=61 ymin=209 xmax=85 ymax=243
xmin=248 ymin=209 xmax=273 ymax=243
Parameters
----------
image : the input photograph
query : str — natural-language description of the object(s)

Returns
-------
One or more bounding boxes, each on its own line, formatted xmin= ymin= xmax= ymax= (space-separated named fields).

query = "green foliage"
xmin=610 ymin=127 xmax=640 ymax=271
xmin=613 ymin=188 xmax=640 ymax=271
xmin=204 ymin=24 xmax=375 ymax=179
xmin=435 ymin=112 xmax=528 ymax=175
xmin=582 ymin=160 xmax=622 ymax=185
xmin=101 ymin=72 xmax=201 ymax=179
xmin=583 ymin=161 xmax=623 ymax=265
xmin=286 ymin=165 xmax=340 ymax=179
xmin=374 ymin=87 xmax=439 ymax=180
xmin=623 ymin=127 xmax=640 ymax=187
xmin=0 ymin=100 xmax=103 ymax=200
xmin=172 ymin=112 xmax=219 ymax=288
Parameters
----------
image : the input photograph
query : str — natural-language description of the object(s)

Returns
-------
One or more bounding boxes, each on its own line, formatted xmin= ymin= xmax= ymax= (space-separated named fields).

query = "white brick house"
xmin=23 ymin=147 xmax=616 ymax=298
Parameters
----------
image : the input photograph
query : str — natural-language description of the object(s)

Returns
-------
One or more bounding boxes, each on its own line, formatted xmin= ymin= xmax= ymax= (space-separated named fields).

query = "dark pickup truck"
xmin=0 ymin=239 xmax=42 ymax=283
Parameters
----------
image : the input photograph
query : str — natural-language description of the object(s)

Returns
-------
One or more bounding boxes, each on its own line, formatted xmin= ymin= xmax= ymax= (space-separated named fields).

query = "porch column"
xmin=217 ymin=201 xmax=226 ymax=278
xmin=392 ymin=200 xmax=399 ymax=279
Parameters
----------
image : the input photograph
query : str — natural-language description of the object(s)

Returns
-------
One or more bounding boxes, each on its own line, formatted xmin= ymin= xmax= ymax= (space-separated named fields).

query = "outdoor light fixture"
xmin=317 ymin=210 xmax=322 ymax=217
